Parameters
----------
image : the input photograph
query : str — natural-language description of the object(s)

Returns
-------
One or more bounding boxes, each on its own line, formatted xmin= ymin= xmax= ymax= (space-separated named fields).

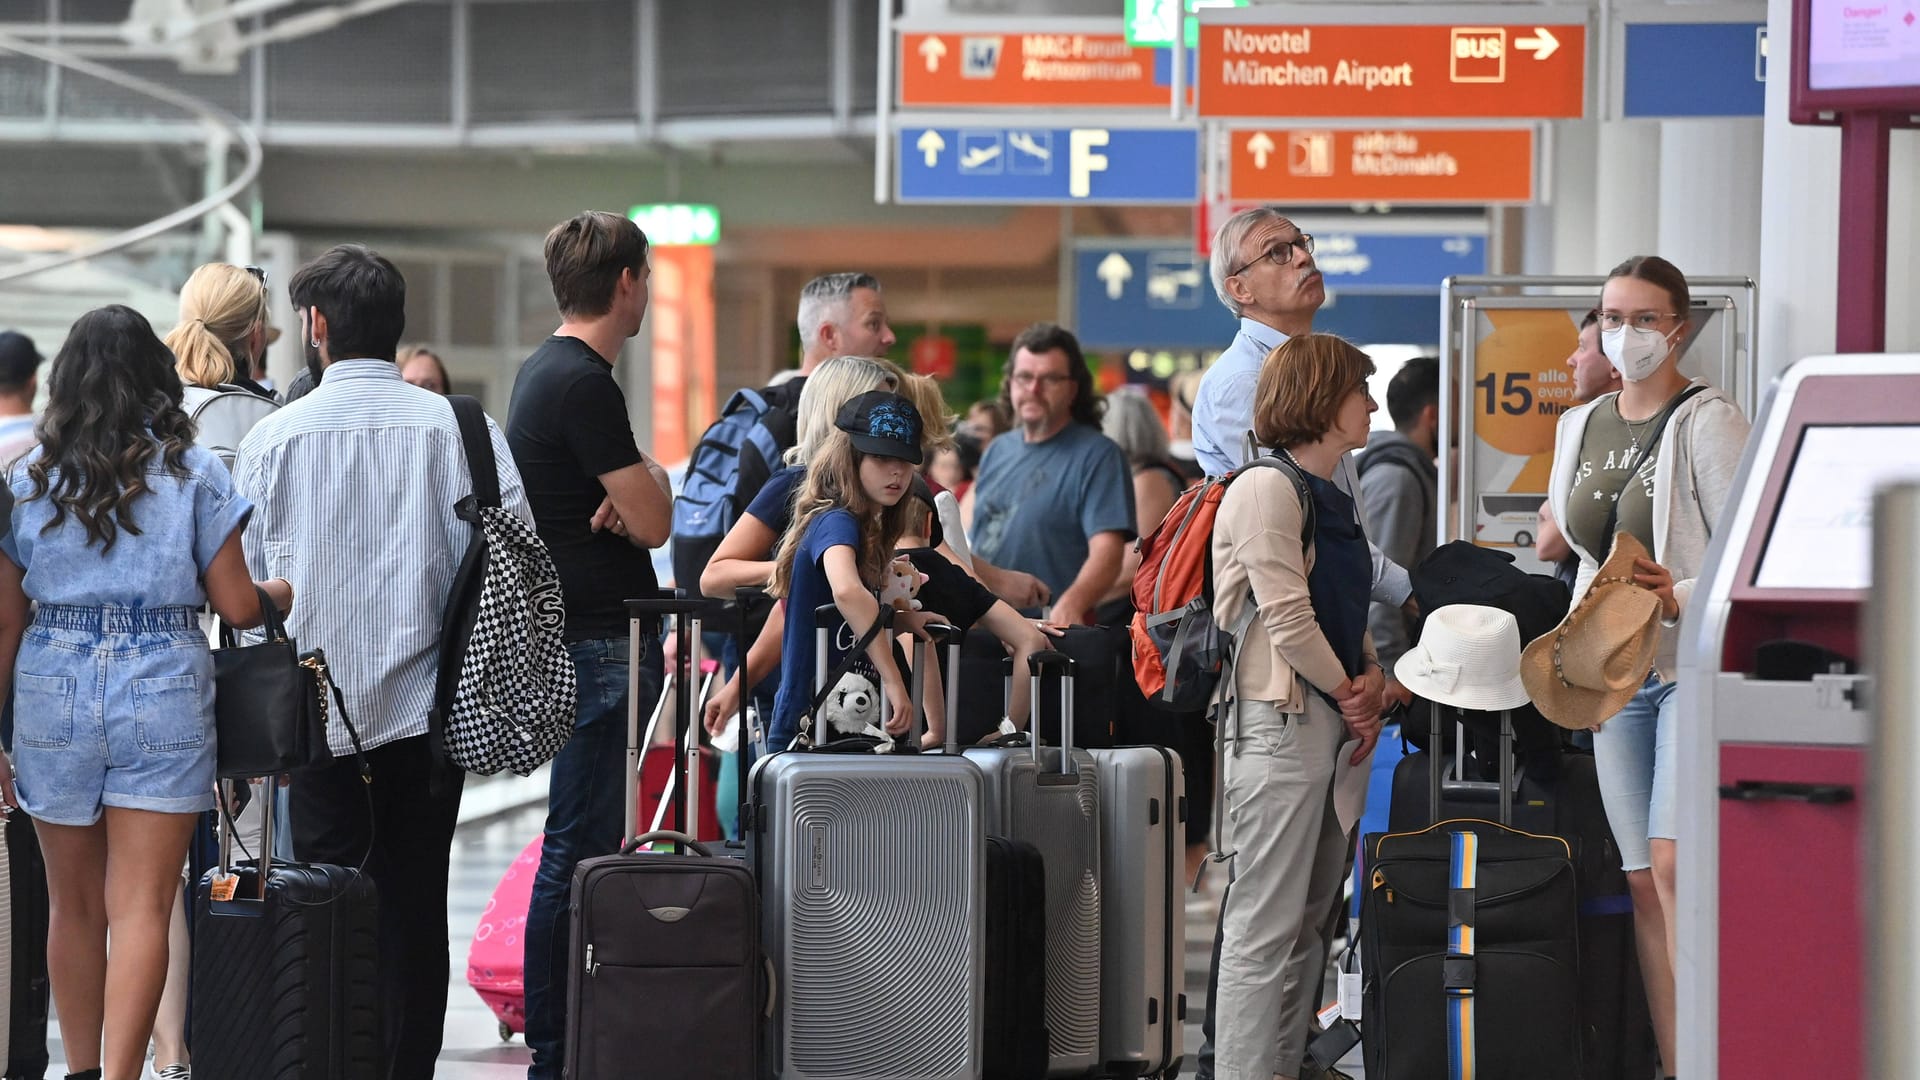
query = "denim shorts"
xmin=1593 ymin=672 xmax=1679 ymax=872
xmin=11 ymin=605 xmax=217 ymax=826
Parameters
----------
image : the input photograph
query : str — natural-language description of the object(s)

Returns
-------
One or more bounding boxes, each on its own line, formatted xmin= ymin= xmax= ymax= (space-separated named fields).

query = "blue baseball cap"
xmin=834 ymin=390 xmax=924 ymax=465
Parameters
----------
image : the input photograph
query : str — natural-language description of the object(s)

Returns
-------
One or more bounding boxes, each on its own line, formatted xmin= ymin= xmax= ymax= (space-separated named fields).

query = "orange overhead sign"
xmin=898 ymin=31 xmax=1174 ymax=108
xmin=1228 ymin=127 xmax=1536 ymax=203
xmin=1197 ymin=22 xmax=1586 ymax=118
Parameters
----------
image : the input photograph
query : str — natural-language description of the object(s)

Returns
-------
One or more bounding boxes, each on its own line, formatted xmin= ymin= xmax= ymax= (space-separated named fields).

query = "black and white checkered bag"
xmin=435 ymin=396 xmax=577 ymax=776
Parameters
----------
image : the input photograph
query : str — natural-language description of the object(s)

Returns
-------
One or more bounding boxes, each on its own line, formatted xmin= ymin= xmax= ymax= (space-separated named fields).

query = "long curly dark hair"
xmin=24 ymin=305 xmax=196 ymax=551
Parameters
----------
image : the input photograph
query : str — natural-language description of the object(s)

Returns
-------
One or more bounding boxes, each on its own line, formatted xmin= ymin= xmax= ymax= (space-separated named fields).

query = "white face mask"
xmin=1600 ymin=324 xmax=1674 ymax=383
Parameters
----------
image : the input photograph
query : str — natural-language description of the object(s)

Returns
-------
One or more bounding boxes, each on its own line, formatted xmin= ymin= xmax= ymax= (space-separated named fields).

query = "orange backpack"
xmin=1128 ymin=454 xmax=1313 ymax=712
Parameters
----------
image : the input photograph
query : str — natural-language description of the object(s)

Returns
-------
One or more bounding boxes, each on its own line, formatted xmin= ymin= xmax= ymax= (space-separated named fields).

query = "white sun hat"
xmin=1394 ymin=604 xmax=1532 ymax=712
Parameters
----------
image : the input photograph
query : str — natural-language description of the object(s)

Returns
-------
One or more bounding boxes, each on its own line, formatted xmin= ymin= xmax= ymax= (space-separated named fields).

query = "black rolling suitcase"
xmin=1361 ymin=706 xmax=1581 ymax=1080
xmin=3 ymin=810 xmax=49 ymax=1080
xmin=190 ymin=778 xmax=381 ymax=1079
xmin=1386 ymin=706 xmax=1658 ymax=1080
xmin=564 ymin=592 xmax=762 ymax=1080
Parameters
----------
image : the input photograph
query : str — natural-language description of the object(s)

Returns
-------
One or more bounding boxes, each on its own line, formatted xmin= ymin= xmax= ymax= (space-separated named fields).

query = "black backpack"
xmin=1406 ymin=542 xmax=1572 ymax=765
xmin=670 ymin=379 xmax=803 ymax=600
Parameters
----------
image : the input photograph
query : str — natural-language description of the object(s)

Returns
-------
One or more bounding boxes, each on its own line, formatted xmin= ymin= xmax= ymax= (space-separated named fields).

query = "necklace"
xmin=1616 ymin=399 xmax=1659 ymax=455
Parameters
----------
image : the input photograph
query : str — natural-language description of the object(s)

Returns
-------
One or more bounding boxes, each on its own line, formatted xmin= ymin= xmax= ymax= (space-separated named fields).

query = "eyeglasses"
xmin=1228 ymin=234 xmax=1314 ymax=278
xmin=1009 ymin=371 xmax=1072 ymax=389
xmin=1596 ymin=310 xmax=1679 ymax=331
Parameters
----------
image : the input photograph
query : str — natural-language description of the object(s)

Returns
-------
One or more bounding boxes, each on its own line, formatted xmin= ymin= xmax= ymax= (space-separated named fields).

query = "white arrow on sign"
xmin=1096 ymin=252 xmax=1134 ymax=300
xmin=1246 ymin=131 xmax=1276 ymax=170
xmin=919 ymin=36 xmax=948 ymax=73
xmin=917 ymin=130 xmax=946 ymax=168
xmin=1515 ymin=27 xmax=1559 ymax=61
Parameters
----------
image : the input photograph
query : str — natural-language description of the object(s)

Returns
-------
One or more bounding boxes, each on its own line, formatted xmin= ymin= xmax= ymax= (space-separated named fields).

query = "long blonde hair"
xmin=895 ymin=372 xmax=955 ymax=458
xmin=785 ymin=355 xmax=899 ymax=466
xmin=164 ymin=263 xmax=268 ymax=389
xmin=769 ymin=429 xmax=912 ymax=600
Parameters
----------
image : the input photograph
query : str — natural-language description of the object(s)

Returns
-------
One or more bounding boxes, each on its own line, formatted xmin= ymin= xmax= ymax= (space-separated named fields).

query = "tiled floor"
xmin=41 ymin=779 xmax=1365 ymax=1079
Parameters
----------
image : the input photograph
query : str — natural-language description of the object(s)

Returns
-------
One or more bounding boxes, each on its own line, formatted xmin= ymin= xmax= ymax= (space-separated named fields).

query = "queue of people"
xmin=0 ymin=198 xmax=1749 ymax=1080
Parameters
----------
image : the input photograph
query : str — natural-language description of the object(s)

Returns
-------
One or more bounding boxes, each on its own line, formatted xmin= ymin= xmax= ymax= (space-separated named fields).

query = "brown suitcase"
xmin=561 ymin=593 xmax=762 ymax=1079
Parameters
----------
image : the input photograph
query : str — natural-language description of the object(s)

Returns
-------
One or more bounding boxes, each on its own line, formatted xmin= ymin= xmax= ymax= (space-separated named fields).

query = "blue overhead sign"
xmin=1311 ymin=233 xmax=1487 ymax=292
xmin=1622 ymin=23 xmax=1767 ymax=117
xmin=897 ymin=125 xmax=1198 ymax=205
xmin=1075 ymin=234 xmax=1480 ymax=349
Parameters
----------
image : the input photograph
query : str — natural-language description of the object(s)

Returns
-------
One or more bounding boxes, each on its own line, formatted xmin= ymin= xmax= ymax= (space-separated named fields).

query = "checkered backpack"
xmin=432 ymin=396 xmax=577 ymax=776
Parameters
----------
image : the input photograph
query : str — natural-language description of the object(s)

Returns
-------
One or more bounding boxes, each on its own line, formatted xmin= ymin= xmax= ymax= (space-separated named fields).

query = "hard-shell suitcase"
xmin=964 ymin=652 xmax=1101 ymax=1078
xmin=190 ymin=775 xmax=381 ymax=1079
xmin=3 ymin=809 xmax=49 ymax=1080
xmin=1361 ymin=706 xmax=1581 ymax=1080
xmin=563 ymin=593 xmax=763 ymax=1080
xmin=751 ymin=603 xmax=986 ymax=1080
xmin=1087 ymin=744 xmax=1185 ymax=1079
xmin=938 ymin=631 xmax=1049 ymax=1080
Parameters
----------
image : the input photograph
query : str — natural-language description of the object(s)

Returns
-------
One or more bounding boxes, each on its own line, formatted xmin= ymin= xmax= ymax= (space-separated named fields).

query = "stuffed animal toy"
xmin=879 ymin=555 xmax=927 ymax=612
xmin=816 ymin=671 xmax=894 ymax=752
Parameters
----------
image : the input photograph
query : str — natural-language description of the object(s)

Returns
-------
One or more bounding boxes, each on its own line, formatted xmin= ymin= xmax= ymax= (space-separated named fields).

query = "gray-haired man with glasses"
xmin=1190 ymin=206 xmax=1411 ymax=1080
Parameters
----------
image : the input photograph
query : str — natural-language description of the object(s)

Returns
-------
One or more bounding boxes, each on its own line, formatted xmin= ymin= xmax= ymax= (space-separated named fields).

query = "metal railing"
xmin=0 ymin=30 xmax=260 ymax=286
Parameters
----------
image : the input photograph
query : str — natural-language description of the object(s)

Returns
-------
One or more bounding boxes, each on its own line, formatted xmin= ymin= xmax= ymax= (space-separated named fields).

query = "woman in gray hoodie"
xmin=1543 ymin=255 xmax=1751 ymax=1080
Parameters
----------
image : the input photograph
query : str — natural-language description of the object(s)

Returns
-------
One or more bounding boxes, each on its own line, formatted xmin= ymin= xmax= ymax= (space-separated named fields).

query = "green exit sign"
xmin=1124 ymin=0 xmax=1247 ymax=48
xmin=628 ymin=203 xmax=721 ymax=247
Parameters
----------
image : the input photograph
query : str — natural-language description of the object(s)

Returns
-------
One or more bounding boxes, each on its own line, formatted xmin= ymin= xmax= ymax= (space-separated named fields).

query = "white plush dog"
xmin=817 ymin=671 xmax=894 ymax=752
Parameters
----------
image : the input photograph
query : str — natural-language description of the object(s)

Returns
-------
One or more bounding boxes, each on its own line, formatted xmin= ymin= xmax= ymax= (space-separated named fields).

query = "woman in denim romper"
xmin=0 ymin=306 xmax=293 ymax=1080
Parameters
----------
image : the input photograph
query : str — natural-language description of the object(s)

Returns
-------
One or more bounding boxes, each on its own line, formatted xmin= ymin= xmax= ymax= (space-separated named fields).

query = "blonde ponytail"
xmin=166 ymin=263 xmax=269 ymax=389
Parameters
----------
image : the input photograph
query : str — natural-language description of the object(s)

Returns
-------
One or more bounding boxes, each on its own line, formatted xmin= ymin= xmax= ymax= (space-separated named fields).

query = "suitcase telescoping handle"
xmin=1029 ymin=650 xmax=1078 ymax=775
xmin=915 ymin=621 xmax=956 ymax=746
xmin=627 ymin=591 xmax=704 ymax=852
xmin=813 ymin=601 xmax=895 ymax=747
xmin=1425 ymin=701 xmax=1516 ymax=826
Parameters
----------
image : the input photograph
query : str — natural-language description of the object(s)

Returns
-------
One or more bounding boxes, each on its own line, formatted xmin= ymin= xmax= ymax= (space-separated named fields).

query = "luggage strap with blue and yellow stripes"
xmin=1446 ymin=830 xmax=1478 ymax=1080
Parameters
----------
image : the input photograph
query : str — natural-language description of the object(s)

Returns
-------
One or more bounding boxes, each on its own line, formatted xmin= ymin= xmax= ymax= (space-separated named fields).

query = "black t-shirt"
xmin=506 ymin=335 xmax=654 ymax=641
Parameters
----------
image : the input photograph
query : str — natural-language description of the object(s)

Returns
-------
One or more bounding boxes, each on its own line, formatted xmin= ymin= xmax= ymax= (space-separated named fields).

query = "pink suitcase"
xmin=468 ymin=835 xmax=542 ymax=1038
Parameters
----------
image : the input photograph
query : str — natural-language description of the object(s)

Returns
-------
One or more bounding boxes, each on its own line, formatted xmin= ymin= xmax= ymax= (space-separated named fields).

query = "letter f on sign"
xmin=1070 ymin=129 xmax=1110 ymax=198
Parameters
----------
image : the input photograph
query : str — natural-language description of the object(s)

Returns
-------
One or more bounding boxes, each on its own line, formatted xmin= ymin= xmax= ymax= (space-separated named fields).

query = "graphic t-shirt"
xmin=769 ymin=508 xmax=863 ymax=748
xmin=1566 ymin=395 xmax=1660 ymax=559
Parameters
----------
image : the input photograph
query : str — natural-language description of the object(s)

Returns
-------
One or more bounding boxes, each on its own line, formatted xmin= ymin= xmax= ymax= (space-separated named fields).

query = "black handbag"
xmin=212 ymin=588 xmax=349 ymax=779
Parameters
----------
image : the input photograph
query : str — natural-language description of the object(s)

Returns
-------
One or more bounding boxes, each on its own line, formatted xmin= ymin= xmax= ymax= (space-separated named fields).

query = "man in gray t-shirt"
xmin=963 ymin=323 xmax=1135 ymax=623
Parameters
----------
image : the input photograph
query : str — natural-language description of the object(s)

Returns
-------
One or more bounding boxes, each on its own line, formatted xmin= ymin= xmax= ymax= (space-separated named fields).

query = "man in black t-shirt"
xmin=506 ymin=211 xmax=674 ymax=1080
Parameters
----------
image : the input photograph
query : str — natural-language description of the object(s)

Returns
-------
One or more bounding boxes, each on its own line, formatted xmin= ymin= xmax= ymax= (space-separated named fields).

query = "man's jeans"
xmin=524 ymin=636 xmax=665 ymax=1079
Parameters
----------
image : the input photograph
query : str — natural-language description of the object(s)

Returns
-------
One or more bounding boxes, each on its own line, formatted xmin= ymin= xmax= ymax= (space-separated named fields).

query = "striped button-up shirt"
xmin=234 ymin=360 xmax=531 ymax=754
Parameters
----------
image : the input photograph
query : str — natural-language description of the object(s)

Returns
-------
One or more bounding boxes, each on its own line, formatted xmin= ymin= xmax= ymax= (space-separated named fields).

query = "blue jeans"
xmin=1594 ymin=672 xmax=1680 ymax=873
xmin=524 ymin=635 xmax=665 ymax=1079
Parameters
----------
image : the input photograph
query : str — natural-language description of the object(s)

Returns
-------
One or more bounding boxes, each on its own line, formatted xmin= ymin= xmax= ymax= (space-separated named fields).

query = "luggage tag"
xmin=209 ymin=870 xmax=240 ymax=902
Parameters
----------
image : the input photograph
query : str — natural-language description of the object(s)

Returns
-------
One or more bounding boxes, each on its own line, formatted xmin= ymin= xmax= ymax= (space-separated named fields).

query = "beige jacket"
xmin=1211 ymin=465 xmax=1379 ymax=710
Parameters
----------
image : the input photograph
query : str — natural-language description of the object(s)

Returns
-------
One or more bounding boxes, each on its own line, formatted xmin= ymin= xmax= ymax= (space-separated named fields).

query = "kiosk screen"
xmin=1755 ymin=424 xmax=1920 ymax=590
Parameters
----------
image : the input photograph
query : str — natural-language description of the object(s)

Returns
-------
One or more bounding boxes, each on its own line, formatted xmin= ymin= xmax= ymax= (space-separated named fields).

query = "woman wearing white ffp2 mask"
xmin=1538 ymin=255 xmax=1752 ymax=1080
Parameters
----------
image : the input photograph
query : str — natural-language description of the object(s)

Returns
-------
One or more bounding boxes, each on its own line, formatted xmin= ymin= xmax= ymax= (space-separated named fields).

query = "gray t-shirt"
xmin=971 ymin=422 xmax=1136 ymax=613
xmin=1566 ymin=395 xmax=1659 ymax=558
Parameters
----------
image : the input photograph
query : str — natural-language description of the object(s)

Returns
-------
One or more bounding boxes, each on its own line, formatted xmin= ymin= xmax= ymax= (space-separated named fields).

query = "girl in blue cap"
xmin=766 ymin=389 xmax=926 ymax=750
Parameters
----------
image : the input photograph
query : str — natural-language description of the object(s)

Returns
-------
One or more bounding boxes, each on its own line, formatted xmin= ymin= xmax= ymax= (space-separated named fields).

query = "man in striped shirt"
xmin=235 ymin=244 xmax=531 ymax=1079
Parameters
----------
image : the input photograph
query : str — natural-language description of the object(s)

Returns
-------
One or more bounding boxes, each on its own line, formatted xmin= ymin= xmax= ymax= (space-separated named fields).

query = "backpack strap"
xmin=1599 ymin=384 xmax=1706 ymax=545
xmin=448 ymin=395 xmax=501 ymax=509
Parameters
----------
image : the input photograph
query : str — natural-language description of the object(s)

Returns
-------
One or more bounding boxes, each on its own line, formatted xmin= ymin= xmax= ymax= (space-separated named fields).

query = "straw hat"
xmin=1520 ymin=532 xmax=1664 ymax=729
xmin=1394 ymin=605 xmax=1532 ymax=712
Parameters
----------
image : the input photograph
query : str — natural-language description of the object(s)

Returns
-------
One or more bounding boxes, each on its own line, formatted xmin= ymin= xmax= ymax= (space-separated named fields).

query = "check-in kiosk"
xmin=1677 ymin=354 xmax=1920 ymax=1079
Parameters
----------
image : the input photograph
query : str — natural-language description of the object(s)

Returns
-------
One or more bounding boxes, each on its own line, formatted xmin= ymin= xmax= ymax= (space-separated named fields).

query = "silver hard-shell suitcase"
xmin=1089 ymin=744 xmax=1186 ymax=1078
xmin=963 ymin=651 xmax=1101 ymax=1078
xmin=750 ymin=604 xmax=985 ymax=1080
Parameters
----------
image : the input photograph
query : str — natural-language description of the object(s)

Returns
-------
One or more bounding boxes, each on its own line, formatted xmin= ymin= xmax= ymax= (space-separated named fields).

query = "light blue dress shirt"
xmin=233 ymin=360 xmax=532 ymax=755
xmin=1192 ymin=316 xmax=1413 ymax=607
